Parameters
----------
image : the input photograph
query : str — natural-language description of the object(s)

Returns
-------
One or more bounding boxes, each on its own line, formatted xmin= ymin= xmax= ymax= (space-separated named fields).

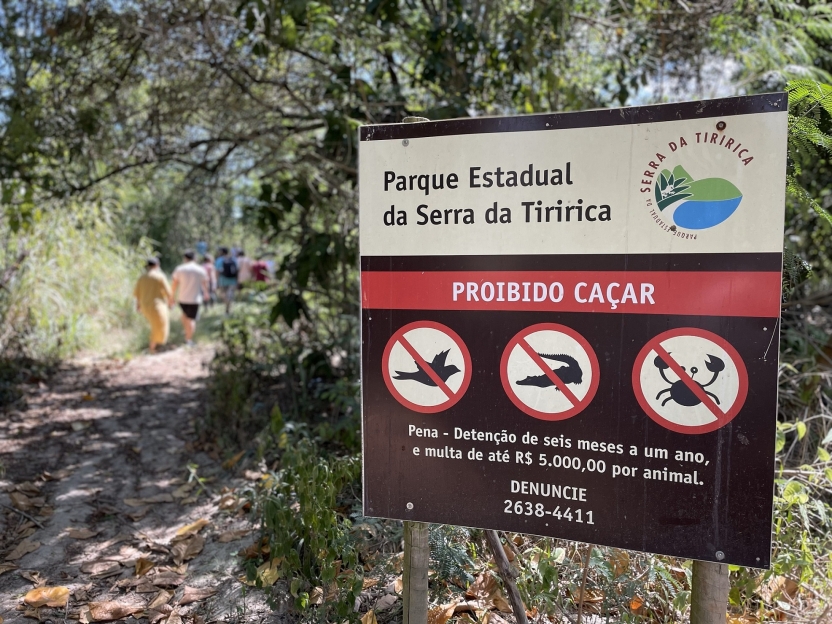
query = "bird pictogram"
xmin=393 ymin=350 xmax=461 ymax=386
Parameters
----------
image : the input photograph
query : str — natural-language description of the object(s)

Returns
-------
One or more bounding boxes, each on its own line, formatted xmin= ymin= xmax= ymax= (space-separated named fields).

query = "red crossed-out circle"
xmin=382 ymin=321 xmax=472 ymax=414
xmin=500 ymin=323 xmax=600 ymax=421
xmin=632 ymin=327 xmax=749 ymax=434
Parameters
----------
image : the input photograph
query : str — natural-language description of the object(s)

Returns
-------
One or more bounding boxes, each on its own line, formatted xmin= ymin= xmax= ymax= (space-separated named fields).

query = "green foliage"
xmin=787 ymin=80 xmax=832 ymax=224
xmin=429 ymin=525 xmax=475 ymax=586
xmin=256 ymin=439 xmax=363 ymax=621
xmin=0 ymin=199 xmax=147 ymax=362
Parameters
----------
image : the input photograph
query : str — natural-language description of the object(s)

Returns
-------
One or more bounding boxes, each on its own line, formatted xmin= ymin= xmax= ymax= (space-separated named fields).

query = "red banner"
xmin=361 ymin=270 xmax=781 ymax=317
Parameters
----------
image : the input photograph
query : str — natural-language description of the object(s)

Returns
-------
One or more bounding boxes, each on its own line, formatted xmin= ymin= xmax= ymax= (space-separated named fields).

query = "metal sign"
xmin=359 ymin=94 xmax=787 ymax=567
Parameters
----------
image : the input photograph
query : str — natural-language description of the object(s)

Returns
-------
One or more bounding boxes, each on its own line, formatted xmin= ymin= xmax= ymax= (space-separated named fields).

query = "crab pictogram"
xmin=654 ymin=353 xmax=725 ymax=407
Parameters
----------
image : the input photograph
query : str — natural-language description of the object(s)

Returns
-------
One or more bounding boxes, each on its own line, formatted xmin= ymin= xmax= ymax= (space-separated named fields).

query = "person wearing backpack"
xmin=215 ymin=247 xmax=238 ymax=314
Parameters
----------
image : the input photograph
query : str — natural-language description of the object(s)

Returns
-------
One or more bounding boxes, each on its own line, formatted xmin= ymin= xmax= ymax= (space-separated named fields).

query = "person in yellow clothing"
xmin=133 ymin=257 xmax=173 ymax=353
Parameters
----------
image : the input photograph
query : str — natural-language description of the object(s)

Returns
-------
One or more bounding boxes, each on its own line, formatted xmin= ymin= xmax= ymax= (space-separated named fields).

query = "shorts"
xmin=179 ymin=303 xmax=200 ymax=320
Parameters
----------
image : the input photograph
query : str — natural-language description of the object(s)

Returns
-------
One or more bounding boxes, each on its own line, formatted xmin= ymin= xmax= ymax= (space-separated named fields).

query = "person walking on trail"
xmin=133 ymin=257 xmax=172 ymax=354
xmin=201 ymin=253 xmax=217 ymax=307
xmin=170 ymin=250 xmax=209 ymax=347
xmin=215 ymin=247 xmax=238 ymax=314
xmin=251 ymin=255 xmax=270 ymax=283
xmin=236 ymin=249 xmax=253 ymax=287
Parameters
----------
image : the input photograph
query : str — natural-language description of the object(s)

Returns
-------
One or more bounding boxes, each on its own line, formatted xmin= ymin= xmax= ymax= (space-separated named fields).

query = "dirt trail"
xmin=0 ymin=347 xmax=277 ymax=623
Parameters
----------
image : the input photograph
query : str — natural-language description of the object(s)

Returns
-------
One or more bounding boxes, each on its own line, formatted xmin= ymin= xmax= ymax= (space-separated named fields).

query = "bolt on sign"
xmin=359 ymin=94 xmax=787 ymax=567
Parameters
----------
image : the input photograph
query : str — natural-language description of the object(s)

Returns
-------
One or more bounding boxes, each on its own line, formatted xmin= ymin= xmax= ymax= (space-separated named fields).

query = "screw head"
xmin=406 ymin=502 xmax=414 ymax=510
xmin=716 ymin=121 xmax=727 ymax=131
xmin=402 ymin=139 xmax=409 ymax=147
xmin=715 ymin=550 xmax=725 ymax=560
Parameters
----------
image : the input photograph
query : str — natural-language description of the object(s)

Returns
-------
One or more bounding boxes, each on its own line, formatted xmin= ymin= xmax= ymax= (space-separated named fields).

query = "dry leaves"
xmin=217 ymin=529 xmax=249 ymax=543
xmin=428 ymin=601 xmax=458 ymax=624
xmin=361 ymin=610 xmax=378 ymax=624
xmin=123 ymin=493 xmax=174 ymax=507
xmin=171 ymin=534 xmax=204 ymax=565
xmin=240 ymin=559 xmax=281 ymax=587
xmin=174 ymin=518 xmax=209 ymax=537
xmin=135 ymin=558 xmax=155 ymax=577
xmin=148 ymin=570 xmax=186 ymax=588
xmin=178 ymin=586 xmax=217 ymax=605
xmin=6 ymin=540 xmax=40 ymax=561
xmin=148 ymin=589 xmax=173 ymax=609
xmin=88 ymin=601 xmax=143 ymax=621
xmin=374 ymin=594 xmax=398 ymax=611
xmin=19 ymin=570 xmax=45 ymax=586
xmin=80 ymin=561 xmax=122 ymax=578
xmin=0 ymin=563 xmax=18 ymax=576
xmin=24 ymin=586 xmax=70 ymax=607
xmin=67 ymin=528 xmax=99 ymax=540
xmin=222 ymin=450 xmax=245 ymax=470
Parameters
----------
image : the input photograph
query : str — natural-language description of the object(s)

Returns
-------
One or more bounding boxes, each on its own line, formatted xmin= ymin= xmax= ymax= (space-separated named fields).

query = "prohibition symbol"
xmin=500 ymin=323 xmax=600 ymax=421
xmin=382 ymin=321 xmax=472 ymax=413
xmin=632 ymin=328 xmax=748 ymax=434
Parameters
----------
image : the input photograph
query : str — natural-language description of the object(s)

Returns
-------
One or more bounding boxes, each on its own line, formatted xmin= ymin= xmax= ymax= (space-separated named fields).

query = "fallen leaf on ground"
xmin=6 ymin=540 xmax=40 ymax=561
xmin=0 ymin=564 xmax=18 ymax=576
xmin=19 ymin=570 xmax=45 ymax=585
xmin=127 ymin=508 xmax=150 ymax=521
xmin=9 ymin=492 xmax=40 ymax=512
xmin=222 ymin=450 xmax=245 ymax=470
xmin=178 ymin=586 xmax=217 ymax=605
xmin=71 ymin=420 xmax=91 ymax=431
xmin=174 ymin=518 xmax=209 ymax=537
xmin=88 ymin=601 xmax=143 ymax=621
xmin=24 ymin=586 xmax=70 ymax=608
xmin=217 ymin=529 xmax=249 ymax=543
xmin=80 ymin=561 xmax=122 ymax=578
xmin=428 ymin=602 xmax=459 ymax=624
xmin=374 ymin=594 xmax=398 ymax=611
xmin=67 ymin=528 xmax=99 ymax=540
xmin=110 ymin=533 xmax=133 ymax=545
xmin=309 ymin=587 xmax=324 ymax=605
xmin=503 ymin=544 xmax=515 ymax=561
xmin=218 ymin=494 xmax=239 ymax=510
xmin=171 ymin=534 xmax=204 ymax=565
xmin=148 ymin=571 xmax=185 ymax=588
xmin=81 ymin=393 xmax=95 ymax=401
xmin=361 ymin=610 xmax=378 ymax=624
xmin=170 ymin=483 xmax=195 ymax=499
xmin=144 ymin=493 xmax=174 ymax=504
xmin=147 ymin=605 xmax=173 ymax=624
xmin=166 ymin=611 xmax=183 ymax=624
xmin=123 ymin=499 xmax=147 ymax=508
xmin=135 ymin=558 xmax=155 ymax=577
xmin=362 ymin=577 xmax=379 ymax=590
xmin=148 ymin=589 xmax=173 ymax=609
xmin=239 ymin=559 xmax=281 ymax=587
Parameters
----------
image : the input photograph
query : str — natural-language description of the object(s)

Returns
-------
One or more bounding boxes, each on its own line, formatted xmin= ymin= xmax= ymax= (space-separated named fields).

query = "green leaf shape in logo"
xmin=655 ymin=165 xmax=693 ymax=211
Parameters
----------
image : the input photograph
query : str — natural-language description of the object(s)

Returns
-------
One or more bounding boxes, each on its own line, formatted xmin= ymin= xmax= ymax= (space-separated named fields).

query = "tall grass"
xmin=0 ymin=200 xmax=149 ymax=361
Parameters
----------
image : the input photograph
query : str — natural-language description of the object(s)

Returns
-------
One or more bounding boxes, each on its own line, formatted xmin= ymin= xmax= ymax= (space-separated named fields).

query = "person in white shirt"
xmin=170 ymin=250 xmax=209 ymax=346
xmin=236 ymin=249 xmax=253 ymax=286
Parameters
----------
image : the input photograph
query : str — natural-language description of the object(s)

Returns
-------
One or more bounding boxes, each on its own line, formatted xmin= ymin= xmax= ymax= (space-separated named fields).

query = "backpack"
xmin=221 ymin=257 xmax=238 ymax=279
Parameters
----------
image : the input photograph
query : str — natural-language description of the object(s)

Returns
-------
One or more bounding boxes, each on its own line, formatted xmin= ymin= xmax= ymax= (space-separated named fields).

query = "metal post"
xmin=690 ymin=560 xmax=730 ymax=624
xmin=402 ymin=521 xmax=430 ymax=624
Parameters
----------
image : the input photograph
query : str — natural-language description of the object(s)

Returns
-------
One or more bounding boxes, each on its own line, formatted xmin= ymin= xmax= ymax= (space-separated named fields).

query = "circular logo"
xmin=382 ymin=321 xmax=472 ymax=413
xmin=500 ymin=323 xmax=600 ymax=421
xmin=632 ymin=327 xmax=749 ymax=434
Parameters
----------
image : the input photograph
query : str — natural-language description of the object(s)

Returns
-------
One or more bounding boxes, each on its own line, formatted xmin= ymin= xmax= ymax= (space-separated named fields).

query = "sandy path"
xmin=0 ymin=347 xmax=281 ymax=623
